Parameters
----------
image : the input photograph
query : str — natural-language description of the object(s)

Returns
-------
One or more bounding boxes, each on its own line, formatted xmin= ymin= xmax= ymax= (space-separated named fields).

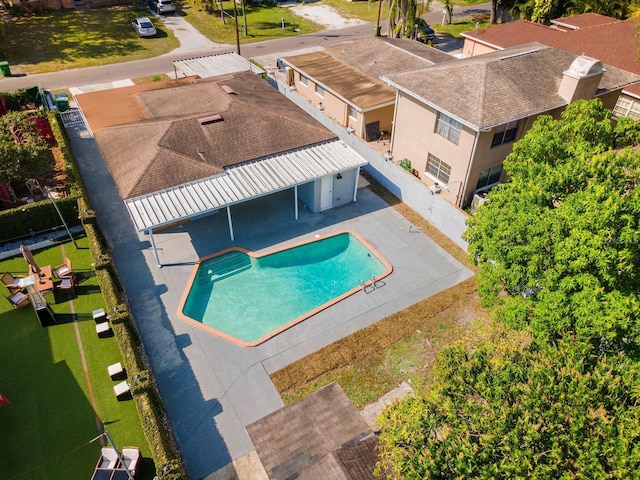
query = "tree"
xmin=376 ymin=336 xmax=640 ymax=479
xmin=442 ymin=0 xmax=453 ymax=24
xmin=0 ymin=111 xmax=49 ymax=186
xmin=464 ymin=99 xmax=640 ymax=349
xmin=388 ymin=0 xmax=419 ymax=38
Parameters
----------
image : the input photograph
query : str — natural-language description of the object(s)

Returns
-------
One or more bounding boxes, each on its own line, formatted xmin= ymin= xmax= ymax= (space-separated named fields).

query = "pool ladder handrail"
xmin=360 ymin=274 xmax=378 ymax=293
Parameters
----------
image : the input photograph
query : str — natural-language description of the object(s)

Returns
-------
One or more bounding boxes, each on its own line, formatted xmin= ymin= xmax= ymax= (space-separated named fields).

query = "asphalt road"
xmin=0 ymin=1 xmax=490 ymax=92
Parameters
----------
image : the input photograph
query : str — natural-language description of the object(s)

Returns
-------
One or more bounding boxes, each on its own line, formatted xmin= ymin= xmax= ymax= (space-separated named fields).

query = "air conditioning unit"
xmin=429 ymin=183 xmax=442 ymax=194
xmin=472 ymin=193 xmax=488 ymax=211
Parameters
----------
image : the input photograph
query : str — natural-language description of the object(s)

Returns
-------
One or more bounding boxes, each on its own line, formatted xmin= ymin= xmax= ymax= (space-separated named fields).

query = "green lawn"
xmin=3 ymin=7 xmax=179 ymax=74
xmin=433 ymin=17 xmax=491 ymax=37
xmin=0 ymin=236 xmax=155 ymax=480
xmin=180 ymin=0 xmax=322 ymax=44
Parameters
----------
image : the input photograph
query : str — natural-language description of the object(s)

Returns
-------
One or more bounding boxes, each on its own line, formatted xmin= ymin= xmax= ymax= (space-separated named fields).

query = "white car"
xmin=132 ymin=17 xmax=157 ymax=37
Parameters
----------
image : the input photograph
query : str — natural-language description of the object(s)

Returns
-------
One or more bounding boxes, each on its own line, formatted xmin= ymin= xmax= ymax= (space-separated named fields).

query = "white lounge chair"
xmin=122 ymin=446 xmax=141 ymax=476
xmin=99 ymin=447 xmax=119 ymax=470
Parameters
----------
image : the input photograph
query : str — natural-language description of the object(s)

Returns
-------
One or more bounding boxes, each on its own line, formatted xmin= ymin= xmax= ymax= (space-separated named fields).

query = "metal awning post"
xmin=226 ymin=206 xmax=235 ymax=241
xmin=148 ymin=229 xmax=162 ymax=268
xmin=353 ymin=166 xmax=360 ymax=202
xmin=294 ymin=185 xmax=299 ymax=220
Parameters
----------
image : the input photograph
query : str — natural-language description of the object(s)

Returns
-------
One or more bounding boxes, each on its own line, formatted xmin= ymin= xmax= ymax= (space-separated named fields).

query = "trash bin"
xmin=0 ymin=61 xmax=11 ymax=77
xmin=54 ymin=93 xmax=69 ymax=112
xmin=373 ymin=25 xmax=381 ymax=36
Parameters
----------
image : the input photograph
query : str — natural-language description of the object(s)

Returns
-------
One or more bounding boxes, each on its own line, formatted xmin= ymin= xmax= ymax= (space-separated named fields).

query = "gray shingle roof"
xmin=383 ymin=42 xmax=640 ymax=129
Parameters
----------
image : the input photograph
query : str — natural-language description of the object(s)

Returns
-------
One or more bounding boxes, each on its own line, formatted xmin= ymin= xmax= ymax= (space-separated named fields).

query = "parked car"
xmin=149 ymin=0 xmax=176 ymax=14
xmin=132 ymin=17 xmax=157 ymax=37
xmin=415 ymin=19 xmax=436 ymax=44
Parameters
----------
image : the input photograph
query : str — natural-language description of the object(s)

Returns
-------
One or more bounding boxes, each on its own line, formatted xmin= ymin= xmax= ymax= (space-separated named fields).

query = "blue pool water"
xmin=181 ymin=232 xmax=391 ymax=345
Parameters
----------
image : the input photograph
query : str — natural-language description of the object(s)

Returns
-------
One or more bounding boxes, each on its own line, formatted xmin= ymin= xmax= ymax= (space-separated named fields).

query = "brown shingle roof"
xmin=246 ymin=382 xmax=376 ymax=480
xmin=90 ymin=72 xmax=336 ymax=199
xmin=463 ymin=17 xmax=640 ymax=76
xmin=383 ymin=43 xmax=640 ymax=128
xmin=283 ymin=37 xmax=453 ymax=110
xmin=550 ymin=12 xmax=620 ymax=29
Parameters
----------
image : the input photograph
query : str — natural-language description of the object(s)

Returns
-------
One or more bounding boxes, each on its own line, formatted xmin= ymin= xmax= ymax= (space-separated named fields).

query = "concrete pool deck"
xmin=71 ymin=136 xmax=473 ymax=479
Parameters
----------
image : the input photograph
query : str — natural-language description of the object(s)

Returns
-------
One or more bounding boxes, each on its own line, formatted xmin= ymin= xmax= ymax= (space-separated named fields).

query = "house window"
xmin=476 ymin=165 xmax=502 ymax=190
xmin=315 ymin=84 xmax=325 ymax=97
xmin=435 ymin=113 xmax=462 ymax=145
xmin=613 ymin=95 xmax=640 ymax=121
xmin=426 ymin=153 xmax=451 ymax=184
xmin=491 ymin=120 xmax=519 ymax=147
xmin=348 ymin=105 xmax=357 ymax=120
xmin=300 ymin=74 xmax=308 ymax=86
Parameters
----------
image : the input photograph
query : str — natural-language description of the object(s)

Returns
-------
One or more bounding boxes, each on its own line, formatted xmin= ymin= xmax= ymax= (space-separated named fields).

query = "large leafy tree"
xmin=377 ymin=336 xmax=640 ymax=479
xmin=0 ymin=111 xmax=50 ymax=185
xmin=464 ymin=99 xmax=640 ymax=349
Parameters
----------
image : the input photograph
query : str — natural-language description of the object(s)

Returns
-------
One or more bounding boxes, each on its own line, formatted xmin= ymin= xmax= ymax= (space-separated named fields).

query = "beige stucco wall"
xmin=391 ymin=93 xmax=475 ymax=205
xmin=461 ymin=39 xmax=498 ymax=57
xmin=292 ymin=70 xmax=394 ymax=141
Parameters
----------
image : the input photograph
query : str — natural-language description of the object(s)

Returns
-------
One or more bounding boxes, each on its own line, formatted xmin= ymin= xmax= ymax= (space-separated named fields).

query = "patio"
xmin=74 ymin=136 xmax=472 ymax=479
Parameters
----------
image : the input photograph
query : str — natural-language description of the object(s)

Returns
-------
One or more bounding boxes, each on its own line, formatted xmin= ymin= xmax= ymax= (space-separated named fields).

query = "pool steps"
xmin=197 ymin=252 xmax=251 ymax=285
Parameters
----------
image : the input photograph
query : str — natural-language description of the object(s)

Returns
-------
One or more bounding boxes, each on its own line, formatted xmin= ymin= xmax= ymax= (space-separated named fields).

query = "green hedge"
xmin=80 ymin=199 xmax=187 ymax=479
xmin=0 ymin=193 xmax=80 ymax=243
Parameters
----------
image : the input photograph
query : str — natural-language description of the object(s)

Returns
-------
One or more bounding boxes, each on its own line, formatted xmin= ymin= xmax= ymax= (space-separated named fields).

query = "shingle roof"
xmin=462 ymin=17 xmax=639 ymax=76
xmin=246 ymin=382 xmax=378 ymax=480
xmin=282 ymin=37 xmax=453 ymax=110
xmin=383 ymin=43 xmax=640 ymax=129
xmin=92 ymin=73 xmax=337 ymax=199
xmin=550 ymin=12 xmax=620 ymax=29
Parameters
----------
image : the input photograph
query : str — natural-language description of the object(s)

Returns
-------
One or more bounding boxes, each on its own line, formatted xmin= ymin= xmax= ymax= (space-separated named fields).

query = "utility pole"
xmin=375 ymin=0 xmax=383 ymax=36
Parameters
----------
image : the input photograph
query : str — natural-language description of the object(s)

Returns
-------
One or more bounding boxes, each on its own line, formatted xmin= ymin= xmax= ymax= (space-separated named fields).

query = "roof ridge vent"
xmin=499 ymin=48 xmax=540 ymax=61
xmin=199 ymin=114 xmax=223 ymax=125
xmin=221 ymin=85 xmax=236 ymax=94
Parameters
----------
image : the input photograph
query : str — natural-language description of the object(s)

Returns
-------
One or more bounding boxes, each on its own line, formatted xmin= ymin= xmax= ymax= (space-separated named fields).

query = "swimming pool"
xmin=178 ymin=231 xmax=392 ymax=346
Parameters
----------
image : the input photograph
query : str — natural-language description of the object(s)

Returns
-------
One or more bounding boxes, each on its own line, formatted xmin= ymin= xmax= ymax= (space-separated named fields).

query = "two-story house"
xmin=381 ymin=43 xmax=640 ymax=208
xmin=461 ymin=13 xmax=640 ymax=121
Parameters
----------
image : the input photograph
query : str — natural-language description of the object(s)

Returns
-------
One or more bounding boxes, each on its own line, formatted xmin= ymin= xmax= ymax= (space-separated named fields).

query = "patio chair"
xmin=25 ymin=178 xmax=43 ymax=197
xmin=56 ymin=276 xmax=75 ymax=296
xmin=6 ymin=291 xmax=29 ymax=309
xmin=1 ymin=272 xmax=23 ymax=293
xmin=53 ymin=257 xmax=73 ymax=279
xmin=122 ymin=446 xmax=141 ymax=476
xmin=99 ymin=447 xmax=120 ymax=470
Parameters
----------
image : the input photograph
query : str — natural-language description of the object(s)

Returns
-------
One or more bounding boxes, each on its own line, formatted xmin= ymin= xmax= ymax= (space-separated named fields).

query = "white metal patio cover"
xmin=172 ymin=52 xmax=264 ymax=79
xmin=124 ymin=140 xmax=368 ymax=266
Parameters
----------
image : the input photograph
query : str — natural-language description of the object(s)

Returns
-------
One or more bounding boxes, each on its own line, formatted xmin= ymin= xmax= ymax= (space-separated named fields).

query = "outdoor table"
xmin=20 ymin=265 xmax=53 ymax=295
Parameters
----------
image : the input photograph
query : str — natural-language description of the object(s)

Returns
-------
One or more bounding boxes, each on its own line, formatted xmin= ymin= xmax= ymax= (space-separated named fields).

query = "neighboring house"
xmin=75 ymin=68 xmax=368 ymax=265
xmin=460 ymin=13 xmax=640 ymax=120
xmin=281 ymin=37 xmax=452 ymax=142
xmin=381 ymin=43 xmax=640 ymax=208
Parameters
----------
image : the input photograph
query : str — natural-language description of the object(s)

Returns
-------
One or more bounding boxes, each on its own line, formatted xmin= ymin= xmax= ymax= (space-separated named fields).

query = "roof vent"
xmin=199 ymin=114 xmax=223 ymax=125
xmin=221 ymin=85 xmax=236 ymax=94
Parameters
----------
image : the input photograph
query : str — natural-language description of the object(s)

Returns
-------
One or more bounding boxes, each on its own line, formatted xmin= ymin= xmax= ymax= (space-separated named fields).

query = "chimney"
xmin=558 ymin=55 xmax=604 ymax=103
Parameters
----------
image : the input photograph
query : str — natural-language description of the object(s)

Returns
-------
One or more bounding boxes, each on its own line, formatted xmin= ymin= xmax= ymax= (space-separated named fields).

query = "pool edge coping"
xmin=176 ymin=230 xmax=393 ymax=347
